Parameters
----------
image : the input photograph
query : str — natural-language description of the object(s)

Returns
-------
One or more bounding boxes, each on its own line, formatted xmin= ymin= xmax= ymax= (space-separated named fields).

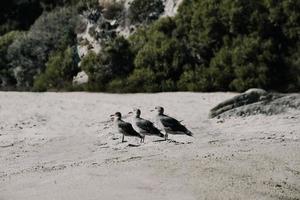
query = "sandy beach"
xmin=0 ymin=92 xmax=299 ymax=200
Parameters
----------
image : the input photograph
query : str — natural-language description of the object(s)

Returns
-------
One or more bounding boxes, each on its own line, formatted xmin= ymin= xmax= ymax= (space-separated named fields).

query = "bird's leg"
xmin=140 ymin=135 xmax=145 ymax=143
xmin=164 ymin=132 xmax=168 ymax=141
xmin=122 ymin=134 xmax=125 ymax=143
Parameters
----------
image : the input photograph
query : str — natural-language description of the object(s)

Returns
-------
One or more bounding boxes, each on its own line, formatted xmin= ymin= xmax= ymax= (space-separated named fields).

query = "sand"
xmin=0 ymin=92 xmax=299 ymax=200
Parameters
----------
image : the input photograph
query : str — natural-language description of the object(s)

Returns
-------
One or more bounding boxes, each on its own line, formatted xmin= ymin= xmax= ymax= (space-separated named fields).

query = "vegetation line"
xmin=0 ymin=0 xmax=299 ymax=92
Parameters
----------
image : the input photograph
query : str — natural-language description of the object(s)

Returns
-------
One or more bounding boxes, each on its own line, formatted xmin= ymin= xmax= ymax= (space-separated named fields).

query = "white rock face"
xmin=163 ymin=0 xmax=184 ymax=17
xmin=73 ymin=71 xmax=89 ymax=85
xmin=74 ymin=0 xmax=184 ymax=84
xmin=76 ymin=0 xmax=183 ymax=57
xmin=77 ymin=18 xmax=102 ymax=59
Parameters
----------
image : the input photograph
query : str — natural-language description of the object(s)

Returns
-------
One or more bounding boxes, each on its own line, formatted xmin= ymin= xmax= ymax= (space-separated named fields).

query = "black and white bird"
xmin=153 ymin=106 xmax=193 ymax=140
xmin=111 ymin=112 xmax=145 ymax=143
xmin=129 ymin=108 xmax=164 ymax=138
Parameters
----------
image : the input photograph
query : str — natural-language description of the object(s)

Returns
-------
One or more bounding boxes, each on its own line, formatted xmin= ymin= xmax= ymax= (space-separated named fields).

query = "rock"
xmin=76 ymin=0 xmax=184 ymax=60
xmin=73 ymin=71 xmax=89 ymax=85
xmin=209 ymin=88 xmax=300 ymax=118
xmin=244 ymin=88 xmax=267 ymax=96
xmin=209 ymin=88 xmax=269 ymax=118
xmin=163 ymin=0 xmax=184 ymax=17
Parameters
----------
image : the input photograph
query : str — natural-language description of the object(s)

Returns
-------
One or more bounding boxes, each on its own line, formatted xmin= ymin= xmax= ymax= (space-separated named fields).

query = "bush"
xmin=0 ymin=0 xmax=43 ymax=35
xmin=0 ymin=0 xmax=81 ymax=35
xmin=0 ymin=31 xmax=22 ymax=88
xmin=126 ymin=68 xmax=160 ymax=92
xmin=80 ymin=51 xmax=111 ymax=91
xmin=207 ymin=46 xmax=234 ymax=91
xmin=105 ymin=36 xmax=134 ymax=77
xmin=282 ymin=42 xmax=300 ymax=92
xmin=106 ymin=78 xmax=127 ymax=93
xmin=7 ymin=7 xmax=78 ymax=88
xmin=132 ymin=17 xmax=188 ymax=90
xmin=99 ymin=0 xmax=124 ymax=20
xmin=81 ymin=36 xmax=134 ymax=91
xmin=76 ymin=0 xmax=99 ymax=13
xmin=2 ymin=0 xmax=300 ymax=92
xmin=177 ymin=67 xmax=214 ymax=92
xmin=177 ymin=70 xmax=196 ymax=91
xmin=175 ymin=0 xmax=300 ymax=92
xmin=129 ymin=0 xmax=164 ymax=24
xmin=33 ymin=47 xmax=80 ymax=91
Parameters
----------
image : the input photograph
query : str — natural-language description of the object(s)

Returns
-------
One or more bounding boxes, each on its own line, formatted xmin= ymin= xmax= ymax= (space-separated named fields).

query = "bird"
xmin=153 ymin=106 xmax=193 ymax=140
xmin=128 ymin=108 xmax=164 ymax=138
xmin=111 ymin=112 xmax=145 ymax=143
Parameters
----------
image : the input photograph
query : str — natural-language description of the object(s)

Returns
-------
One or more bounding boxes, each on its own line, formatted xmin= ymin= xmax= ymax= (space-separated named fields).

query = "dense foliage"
xmin=33 ymin=47 xmax=80 ymax=91
xmin=128 ymin=0 xmax=164 ymax=25
xmin=0 ymin=0 xmax=299 ymax=92
xmin=0 ymin=31 xmax=23 ymax=87
xmin=125 ymin=0 xmax=300 ymax=92
xmin=7 ymin=7 xmax=78 ymax=89
xmin=0 ymin=0 xmax=81 ymax=35
xmin=81 ymin=36 xmax=134 ymax=91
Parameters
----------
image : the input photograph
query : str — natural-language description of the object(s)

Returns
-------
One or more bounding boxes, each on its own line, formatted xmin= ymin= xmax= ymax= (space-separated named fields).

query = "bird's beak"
xmin=128 ymin=111 xmax=133 ymax=115
xmin=150 ymin=109 xmax=154 ymax=112
xmin=109 ymin=114 xmax=114 ymax=117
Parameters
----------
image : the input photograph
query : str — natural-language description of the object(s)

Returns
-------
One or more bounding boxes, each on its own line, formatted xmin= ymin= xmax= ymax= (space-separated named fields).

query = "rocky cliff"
xmin=73 ymin=0 xmax=184 ymax=85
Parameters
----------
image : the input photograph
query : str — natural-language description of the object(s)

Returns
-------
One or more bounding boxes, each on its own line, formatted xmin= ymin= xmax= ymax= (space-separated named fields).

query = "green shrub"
xmin=126 ymin=68 xmax=160 ymax=92
xmin=100 ymin=0 xmax=124 ymax=20
xmin=177 ymin=67 xmax=213 ymax=92
xmin=33 ymin=47 xmax=79 ymax=91
xmin=8 ymin=7 xmax=78 ymax=88
xmin=207 ymin=46 xmax=234 ymax=91
xmin=0 ymin=1 xmax=43 ymax=35
xmin=105 ymin=36 xmax=134 ymax=77
xmin=282 ymin=42 xmax=300 ymax=92
xmin=81 ymin=36 xmax=134 ymax=91
xmin=2 ymin=0 xmax=300 ymax=92
xmin=177 ymin=70 xmax=198 ymax=91
xmin=76 ymin=0 xmax=99 ymax=12
xmin=133 ymin=18 xmax=186 ymax=86
xmin=106 ymin=78 xmax=127 ymax=93
xmin=0 ymin=31 xmax=23 ymax=87
xmin=80 ymin=51 xmax=111 ymax=91
xmin=129 ymin=0 xmax=164 ymax=24
xmin=229 ymin=36 xmax=274 ymax=92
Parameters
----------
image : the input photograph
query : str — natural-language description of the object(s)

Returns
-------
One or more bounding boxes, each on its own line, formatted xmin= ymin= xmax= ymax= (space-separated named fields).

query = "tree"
xmin=7 ymin=7 xmax=78 ymax=88
xmin=126 ymin=68 xmax=160 ymax=92
xmin=129 ymin=0 xmax=164 ymax=24
xmin=81 ymin=36 xmax=134 ymax=91
xmin=0 ymin=31 xmax=22 ymax=87
xmin=81 ymin=51 xmax=112 ymax=91
xmin=33 ymin=47 xmax=79 ymax=91
xmin=132 ymin=17 xmax=187 ymax=91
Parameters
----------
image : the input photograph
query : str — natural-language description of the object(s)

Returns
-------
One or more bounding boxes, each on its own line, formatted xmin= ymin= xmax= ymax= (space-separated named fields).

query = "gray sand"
xmin=0 ymin=92 xmax=299 ymax=200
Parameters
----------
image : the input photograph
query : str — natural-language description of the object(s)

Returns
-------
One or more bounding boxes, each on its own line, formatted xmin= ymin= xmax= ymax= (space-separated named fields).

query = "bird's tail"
xmin=185 ymin=129 xmax=193 ymax=137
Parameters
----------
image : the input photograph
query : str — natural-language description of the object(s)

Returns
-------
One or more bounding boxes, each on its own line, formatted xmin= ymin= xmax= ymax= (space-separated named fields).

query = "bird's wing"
xmin=160 ymin=115 xmax=192 ymax=135
xmin=119 ymin=121 xmax=141 ymax=137
xmin=137 ymin=118 xmax=164 ymax=137
xmin=136 ymin=118 xmax=153 ymax=131
xmin=160 ymin=115 xmax=183 ymax=130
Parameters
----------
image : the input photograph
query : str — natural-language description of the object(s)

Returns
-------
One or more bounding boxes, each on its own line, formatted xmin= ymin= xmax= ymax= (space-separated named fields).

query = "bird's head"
xmin=154 ymin=106 xmax=164 ymax=115
xmin=134 ymin=108 xmax=141 ymax=117
xmin=128 ymin=108 xmax=141 ymax=118
xmin=110 ymin=112 xmax=122 ymax=120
